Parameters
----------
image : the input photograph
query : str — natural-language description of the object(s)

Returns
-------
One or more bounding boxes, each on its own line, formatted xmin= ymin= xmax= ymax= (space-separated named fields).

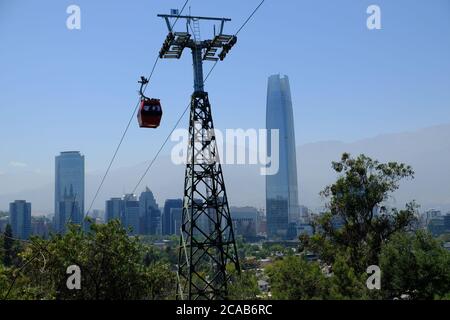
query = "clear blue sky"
xmin=1 ymin=0 xmax=449 ymax=176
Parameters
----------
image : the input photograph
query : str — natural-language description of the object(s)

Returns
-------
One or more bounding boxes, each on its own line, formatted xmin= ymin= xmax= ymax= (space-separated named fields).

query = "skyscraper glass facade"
xmin=123 ymin=194 xmax=140 ymax=236
xmin=54 ymin=151 xmax=85 ymax=233
xmin=9 ymin=200 xmax=31 ymax=240
xmin=105 ymin=198 xmax=123 ymax=223
xmin=266 ymin=74 xmax=299 ymax=239
xmin=139 ymin=187 xmax=161 ymax=235
xmin=162 ymin=199 xmax=183 ymax=235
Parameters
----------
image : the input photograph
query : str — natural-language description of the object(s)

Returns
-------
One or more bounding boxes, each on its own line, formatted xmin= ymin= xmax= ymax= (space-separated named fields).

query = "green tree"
xmin=142 ymin=261 xmax=176 ymax=300
xmin=17 ymin=220 xmax=176 ymax=300
xmin=2 ymin=224 xmax=14 ymax=267
xmin=0 ymin=264 xmax=48 ymax=300
xmin=327 ymin=250 xmax=371 ymax=299
xmin=266 ymin=256 xmax=329 ymax=299
xmin=288 ymin=154 xmax=450 ymax=300
xmin=228 ymin=270 xmax=260 ymax=300
xmin=379 ymin=230 xmax=450 ymax=300
xmin=302 ymin=153 xmax=417 ymax=272
xmin=143 ymin=245 xmax=177 ymax=266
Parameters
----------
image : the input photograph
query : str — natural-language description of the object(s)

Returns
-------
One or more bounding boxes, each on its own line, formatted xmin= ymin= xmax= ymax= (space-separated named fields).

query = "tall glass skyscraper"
xmin=105 ymin=198 xmax=124 ymax=222
xmin=123 ymin=194 xmax=140 ymax=236
xmin=56 ymin=185 xmax=82 ymax=234
xmin=139 ymin=187 xmax=161 ymax=235
xmin=54 ymin=151 xmax=85 ymax=233
xmin=266 ymin=74 xmax=299 ymax=239
xmin=9 ymin=200 xmax=31 ymax=240
xmin=162 ymin=199 xmax=183 ymax=235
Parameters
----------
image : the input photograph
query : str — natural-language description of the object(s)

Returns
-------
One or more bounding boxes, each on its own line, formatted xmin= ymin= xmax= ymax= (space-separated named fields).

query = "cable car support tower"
xmin=157 ymin=13 xmax=240 ymax=300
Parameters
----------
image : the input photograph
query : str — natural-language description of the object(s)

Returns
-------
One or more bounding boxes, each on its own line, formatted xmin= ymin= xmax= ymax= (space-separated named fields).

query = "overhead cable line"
xmin=85 ymin=0 xmax=190 ymax=216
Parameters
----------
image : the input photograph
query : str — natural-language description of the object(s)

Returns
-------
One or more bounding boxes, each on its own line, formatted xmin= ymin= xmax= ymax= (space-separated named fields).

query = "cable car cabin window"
xmin=138 ymin=99 xmax=162 ymax=128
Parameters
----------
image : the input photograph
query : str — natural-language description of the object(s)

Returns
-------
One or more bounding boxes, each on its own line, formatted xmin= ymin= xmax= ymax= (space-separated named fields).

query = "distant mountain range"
xmin=1 ymin=123 xmax=450 ymax=215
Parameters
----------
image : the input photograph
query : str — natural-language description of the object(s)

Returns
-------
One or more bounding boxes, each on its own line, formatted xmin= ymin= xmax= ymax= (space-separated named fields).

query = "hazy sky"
xmin=1 ymin=0 xmax=449 ymax=182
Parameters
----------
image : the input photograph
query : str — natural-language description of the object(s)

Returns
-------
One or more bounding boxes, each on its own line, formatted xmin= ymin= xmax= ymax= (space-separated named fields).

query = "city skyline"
xmin=2 ymin=121 xmax=450 ymax=214
xmin=3 ymin=189 xmax=449 ymax=240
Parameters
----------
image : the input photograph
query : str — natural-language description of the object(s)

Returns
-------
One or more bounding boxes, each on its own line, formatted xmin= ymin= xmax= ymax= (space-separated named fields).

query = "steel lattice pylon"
xmin=156 ymin=13 xmax=240 ymax=300
xmin=177 ymin=91 xmax=240 ymax=300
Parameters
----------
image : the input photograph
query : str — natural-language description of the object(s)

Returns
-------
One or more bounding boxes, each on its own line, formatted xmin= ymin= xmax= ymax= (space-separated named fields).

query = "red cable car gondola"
xmin=138 ymin=98 xmax=162 ymax=128
xmin=137 ymin=76 xmax=162 ymax=129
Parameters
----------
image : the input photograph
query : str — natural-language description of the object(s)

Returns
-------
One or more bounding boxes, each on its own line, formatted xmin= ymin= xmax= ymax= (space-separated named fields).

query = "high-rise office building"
xmin=265 ymin=74 xmax=299 ymax=239
xmin=425 ymin=209 xmax=441 ymax=225
xmin=139 ymin=187 xmax=161 ymax=235
xmin=91 ymin=209 xmax=104 ymax=223
xmin=105 ymin=191 xmax=160 ymax=236
xmin=0 ymin=216 xmax=9 ymax=233
xmin=162 ymin=199 xmax=183 ymax=235
xmin=256 ymin=209 xmax=267 ymax=236
xmin=445 ymin=214 xmax=450 ymax=232
xmin=9 ymin=200 xmax=31 ymax=240
xmin=230 ymin=207 xmax=258 ymax=240
xmin=171 ymin=208 xmax=183 ymax=236
xmin=55 ymin=151 xmax=85 ymax=233
xmin=56 ymin=185 xmax=82 ymax=233
xmin=123 ymin=194 xmax=140 ymax=236
xmin=105 ymin=198 xmax=124 ymax=223
xmin=31 ymin=216 xmax=51 ymax=238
